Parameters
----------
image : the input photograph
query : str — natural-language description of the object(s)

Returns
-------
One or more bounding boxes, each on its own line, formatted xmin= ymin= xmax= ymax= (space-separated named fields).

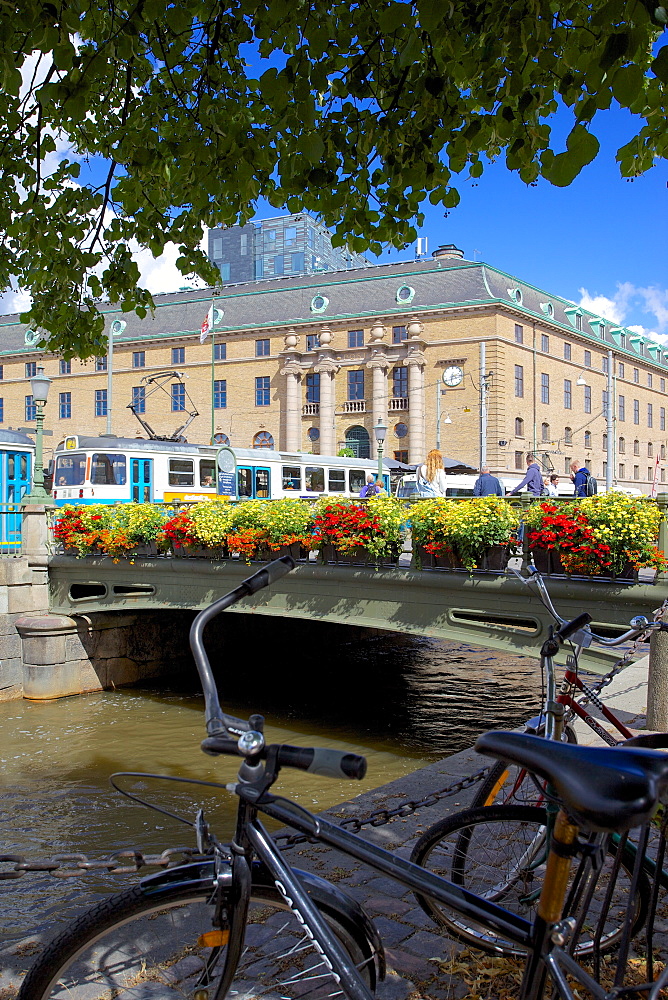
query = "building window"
xmin=308 ymin=427 xmax=320 ymax=442
xmin=603 ymin=461 xmax=608 ymax=478
xmin=95 ymin=356 xmax=107 ymax=372
xmin=348 ymin=329 xmax=364 ymax=349
xmin=584 ymin=431 xmax=592 ymax=448
xmin=564 ymin=379 xmax=572 ymax=409
xmin=564 ymin=426 xmax=572 ymax=445
xmin=133 ymin=351 xmax=145 ymax=368
xmin=584 ymin=386 xmax=591 ymax=413
xmin=633 ymin=368 xmax=639 ymax=383
xmin=347 ymin=370 xmax=365 ymax=400
xmin=59 ymin=360 xmax=71 ymax=375
xmin=255 ymin=376 xmax=270 ymax=407
xmin=392 ymin=325 xmax=407 ymax=344
xmin=395 ymin=422 xmax=408 ymax=438
xmin=602 ymin=433 xmax=608 ymax=452
xmin=218 ymin=262 xmax=231 ymax=281
xmin=132 ymin=386 xmax=145 ymax=414
xmin=26 ymin=361 xmax=37 ymax=378
xmin=541 ymin=422 xmax=551 ymax=442
xmin=514 ymin=365 xmax=524 ymax=398
xmin=394 ymin=450 xmax=409 ymax=463
xmin=541 ymin=334 xmax=549 ymax=353
xmin=285 ymin=226 xmax=297 ymax=245
xmin=661 ymin=407 xmax=666 ymax=431
xmin=59 ymin=392 xmax=71 ymax=419
xmin=575 ymin=313 xmax=583 ymax=331
xmin=602 ymin=356 xmax=609 ymax=373
xmin=663 ymin=468 xmax=666 ymax=483
xmin=602 ymin=390 xmax=609 ymax=409
xmin=515 ymin=324 xmax=523 ymax=344
xmin=240 ymin=233 xmax=248 ymax=255
xmin=584 ymin=350 xmax=591 ymax=367
xmin=171 ymin=384 xmax=186 ymax=411
xmin=619 ymin=463 xmax=625 ymax=478
xmin=306 ymin=373 xmax=320 ymax=404
xmin=661 ymin=378 xmax=666 ymax=392
xmin=648 ymin=372 xmax=653 ymax=388
xmin=393 ymin=367 xmax=408 ymax=397
xmin=291 ymin=252 xmax=304 ymax=272
xmin=306 ymin=334 xmax=319 ymax=351
xmin=213 ymin=379 xmax=227 ymax=408
xmin=619 ymin=437 xmax=626 ymax=454
xmin=662 ymin=444 xmax=666 ymax=460
xmin=25 ymin=395 xmax=36 ymax=420
xmin=634 ymin=465 xmax=640 ymax=480
xmin=253 ymin=431 xmax=274 ymax=449
xmin=634 ymin=439 xmax=640 ymax=456
xmin=94 ymin=389 xmax=108 ymax=417
xmin=648 ymin=442 xmax=654 ymax=457
xmin=619 ymin=395 xmax=626 ymax=421
xmin=541 ymin=373 xmax=549 ymax=404
xmin=515 ymin=417 xmax=524 ymax=437
xmin=214 ymin=342 xmax=226 ymax=361
xmin=633 ymin=399 xmax=640 ymax=424
xmin=0 ymin=398 xmax=3 ymax=421
xmin=618 ymin=362 xmax=625 ymax=378
xmin=649 ymin=467 xmax=654 ymax=481
xmin=256 ymin=339 xmax=270 ymax=357
xmin=172 ymin=346 xmax=185 ymax=364
xmin=564 ymin=342 xmax=572 ymax=361
xmin=648 ymin=403 xmax=653 ymax=427
xmin=515 ymin=451 xmax=524 ymax=470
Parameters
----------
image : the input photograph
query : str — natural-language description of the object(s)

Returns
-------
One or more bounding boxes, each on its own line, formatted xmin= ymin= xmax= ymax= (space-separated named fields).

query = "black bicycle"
xmin=18 ymin=558 xmax=668 ymax=1000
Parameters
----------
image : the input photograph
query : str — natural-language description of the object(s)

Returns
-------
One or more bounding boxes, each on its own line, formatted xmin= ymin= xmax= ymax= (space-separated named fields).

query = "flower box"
xmin=320 ymin=544 xmax=399 ymax=568
xmin=251 ymin=542 xmax=307 ymax=563
xmin=415 ymin=544 xmax=510 ymax=573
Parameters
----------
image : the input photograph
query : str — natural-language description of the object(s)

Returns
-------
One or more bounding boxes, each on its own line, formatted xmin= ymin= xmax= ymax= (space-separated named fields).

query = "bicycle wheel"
xmin=410 ymin=804 xmax=648 ymax=957
xmin=471 ymin=725 xmax=577 ymax=808
xmin=18 ymin=876 xmax=376 ymax=999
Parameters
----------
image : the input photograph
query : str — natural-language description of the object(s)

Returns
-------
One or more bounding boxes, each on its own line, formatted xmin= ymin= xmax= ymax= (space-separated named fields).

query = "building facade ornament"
xmin=369 ymin=322 xmax=386 ymax=343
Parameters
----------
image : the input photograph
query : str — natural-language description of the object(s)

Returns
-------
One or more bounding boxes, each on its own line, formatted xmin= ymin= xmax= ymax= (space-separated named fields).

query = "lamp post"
xmin=577 ymin=366 xmax=614 ymax=491
xmin=374 ymin=418 xmax=387 ymax=485
xmin=22 ymin=366 xmax=53 ymax=505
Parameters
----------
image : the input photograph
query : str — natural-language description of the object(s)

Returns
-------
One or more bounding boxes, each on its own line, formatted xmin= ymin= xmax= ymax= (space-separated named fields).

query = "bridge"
xmin=46 ymin=553 xmax=667 ymax=675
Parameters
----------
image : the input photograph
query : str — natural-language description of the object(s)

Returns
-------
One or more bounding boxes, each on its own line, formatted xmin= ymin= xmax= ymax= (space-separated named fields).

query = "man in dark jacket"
xmin=473 ymin=466 xmax=504 ymax=496
xmin=509 ymin=453 xmax=544 ymax=497
xmin=570 ymin=461 xmax=589 ymax=498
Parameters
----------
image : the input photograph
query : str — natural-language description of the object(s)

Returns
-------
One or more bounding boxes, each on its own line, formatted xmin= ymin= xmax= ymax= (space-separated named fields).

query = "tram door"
xmin=237 ymin=466 xmax=271 ymax=499
xmin=2 ymin=451 xmax=30 ymax=547
xmin=131 ymin=459 xmax=153 ymax=502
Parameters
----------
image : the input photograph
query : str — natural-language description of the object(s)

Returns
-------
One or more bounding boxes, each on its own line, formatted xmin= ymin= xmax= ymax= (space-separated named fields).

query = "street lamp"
xmin=374 ymin=418 xmax=387 ymax=485
xmin=22 ymin=366 xmax=53 ymax=505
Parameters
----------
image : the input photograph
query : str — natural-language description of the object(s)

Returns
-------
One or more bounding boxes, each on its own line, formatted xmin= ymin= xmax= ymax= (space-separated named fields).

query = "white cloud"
xmin=578 ymin=281 xmax=668 ymax=340
xmin=0 ymin=287 xmax=31 ymax=318
xmin=133 ymin=241 xmax=206 ymax=294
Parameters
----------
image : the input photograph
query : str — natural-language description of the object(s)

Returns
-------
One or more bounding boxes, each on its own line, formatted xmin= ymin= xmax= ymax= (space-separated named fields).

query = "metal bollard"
xmin=647 ymin=629 xmax=668 ymax=731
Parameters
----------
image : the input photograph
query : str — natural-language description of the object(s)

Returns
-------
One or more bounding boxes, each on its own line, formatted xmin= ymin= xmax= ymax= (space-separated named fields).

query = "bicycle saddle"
xmin=475 ymin=731 xmax=668 ymax=833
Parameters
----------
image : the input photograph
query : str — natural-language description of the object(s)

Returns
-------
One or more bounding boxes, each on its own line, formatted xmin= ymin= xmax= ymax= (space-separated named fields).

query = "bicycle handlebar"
xmin=201 ymin=735 xmax=367 ymax=780
xmin=189 ymin=556 xmax=296 ymax=736
xmin=554 ymin=613 xmax=592 ymax=643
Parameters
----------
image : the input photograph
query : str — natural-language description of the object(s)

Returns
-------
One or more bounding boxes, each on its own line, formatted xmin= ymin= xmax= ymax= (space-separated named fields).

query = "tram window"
xmin=328 ymin=469 xmax=345 ymax=492
xmin=255 ymin=468 xmax=270 ymax=498
xmin=91 ymin=453 xmax=127 ymax=486
xmin=282 ymin=466 xmax=301 ymax=490
xmin=20 ymin=455 xmax=27 ymax=479
xmin=199 ymin=459 xmax=216 ymax=486
xmin=349 ymin=469 xmax=365 ymax=494
xmin=168 ymin=459 xmax=194 ymax=486
xmin=238 ymin=468 xmax=252 ymax=497
xmin=305 ymin=466 xmax=325 ymax=492
xmin=55 ymin=454 xmax=86 ymax=486
xmin=7 ymin=456 xmax=14 ymax=478
xmin=446 ymin=487 xmax=474 ymax=497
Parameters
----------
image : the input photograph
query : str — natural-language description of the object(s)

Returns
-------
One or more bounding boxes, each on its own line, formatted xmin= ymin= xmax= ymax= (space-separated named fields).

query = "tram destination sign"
xmin=216 ymin=446 xmax=237 ymax=497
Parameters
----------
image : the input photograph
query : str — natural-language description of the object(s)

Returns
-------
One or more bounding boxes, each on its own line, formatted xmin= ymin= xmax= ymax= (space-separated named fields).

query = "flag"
xmin=200 ymin=304 xmax=214 ymax=343
xmin=651 ymin=453 xmax=660 ymax=497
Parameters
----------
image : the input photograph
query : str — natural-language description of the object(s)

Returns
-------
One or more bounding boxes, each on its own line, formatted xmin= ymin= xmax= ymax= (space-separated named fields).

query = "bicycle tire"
xmin=410 ymin=804 xmax=649 ymax=957
xmin=471 ymin=725 xmax=578 ymax=808
xmin=18 ymin=872 xmax=376 ymax=999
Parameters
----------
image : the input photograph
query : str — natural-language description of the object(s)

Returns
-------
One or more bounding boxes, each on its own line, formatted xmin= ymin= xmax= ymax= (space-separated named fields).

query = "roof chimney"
xmin=432 ymin=244 xmax=464 ymax=259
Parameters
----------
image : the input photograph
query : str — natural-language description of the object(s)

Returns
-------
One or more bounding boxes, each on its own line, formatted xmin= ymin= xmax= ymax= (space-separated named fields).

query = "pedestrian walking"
xmin=508 ymin=453 xmax=544 ymax=497
xmin=473 ymin=466 xmax=504 ymax=496
xmin=570 ymin=460 xmax=589 ymax=498
xmin=416 ymin=449 xmax=447 ymax=497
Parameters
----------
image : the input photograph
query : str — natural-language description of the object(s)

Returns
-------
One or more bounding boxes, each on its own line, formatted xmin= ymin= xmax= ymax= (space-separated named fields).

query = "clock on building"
xmin=442 ymin=366 xmax=464 ymax=387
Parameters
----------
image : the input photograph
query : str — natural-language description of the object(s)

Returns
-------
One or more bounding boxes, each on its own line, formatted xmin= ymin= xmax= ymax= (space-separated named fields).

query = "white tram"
xmin=51 ymin=435 xmax=391 ymax=505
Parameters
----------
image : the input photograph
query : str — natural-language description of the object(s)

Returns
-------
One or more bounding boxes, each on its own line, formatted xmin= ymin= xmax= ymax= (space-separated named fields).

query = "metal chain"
xmin=0 ymin=766 xmax=491 ymax=876
xmin=274 ymin=764 xmax=491 ymax=849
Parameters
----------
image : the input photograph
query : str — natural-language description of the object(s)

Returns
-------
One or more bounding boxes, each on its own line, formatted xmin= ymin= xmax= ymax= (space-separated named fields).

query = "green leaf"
xmin=651 ymin=44 xmax=668 ymax=83
xmin=611 ymin=64 xmax=646 ymax=107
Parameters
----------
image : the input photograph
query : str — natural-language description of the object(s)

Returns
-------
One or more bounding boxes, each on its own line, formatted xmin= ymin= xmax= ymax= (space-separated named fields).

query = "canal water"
xmin=0 ymin=620 xmax=543 ymax=949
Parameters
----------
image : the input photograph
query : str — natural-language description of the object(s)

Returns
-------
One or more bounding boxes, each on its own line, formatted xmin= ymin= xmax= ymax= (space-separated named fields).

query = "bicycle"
xmin=17 ymin=558 xmax=668 ymax=1000
xmin=410 ymin=576 xmax=668 ymax=955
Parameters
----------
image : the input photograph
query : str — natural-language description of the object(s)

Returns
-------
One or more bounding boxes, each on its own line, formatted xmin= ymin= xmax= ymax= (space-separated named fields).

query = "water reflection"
xmin=0 ymin=622 xmax=541 ymax=945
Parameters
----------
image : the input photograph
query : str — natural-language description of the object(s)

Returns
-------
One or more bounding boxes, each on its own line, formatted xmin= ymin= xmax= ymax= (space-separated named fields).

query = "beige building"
xmin=1 ymin=245 xmax=666 ymax=491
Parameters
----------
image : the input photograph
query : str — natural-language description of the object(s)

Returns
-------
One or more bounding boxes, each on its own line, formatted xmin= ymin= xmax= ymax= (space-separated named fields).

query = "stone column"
xmin=315 ymin=328 xmax=338 ymax=457
xmin=406 ymin=320 xmax=427 ymax=464
xmin=280 ymin=331 xmax=302 ymax=452
xmin=367 ymin=360 xmax=389 ymax=459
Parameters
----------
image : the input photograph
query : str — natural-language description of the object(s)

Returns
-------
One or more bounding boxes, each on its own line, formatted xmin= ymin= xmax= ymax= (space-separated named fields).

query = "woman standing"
xmin=417 ymin=449 xmax=447 ymax=497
